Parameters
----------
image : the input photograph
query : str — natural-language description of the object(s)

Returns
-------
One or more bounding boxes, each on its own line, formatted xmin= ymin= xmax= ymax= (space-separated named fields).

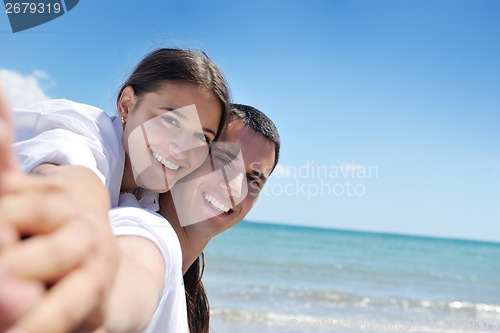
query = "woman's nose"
xmin=167 ymin=132 xmax=194 ymax=157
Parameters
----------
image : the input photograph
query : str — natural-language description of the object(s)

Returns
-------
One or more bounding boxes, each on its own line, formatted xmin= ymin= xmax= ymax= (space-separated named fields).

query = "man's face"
xmin=160 ymin=119 xmax=276 ymax=238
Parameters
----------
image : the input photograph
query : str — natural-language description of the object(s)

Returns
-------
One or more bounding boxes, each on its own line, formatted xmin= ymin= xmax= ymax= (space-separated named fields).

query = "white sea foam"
xmin=211 ymin=308 xmax=500 ymax=332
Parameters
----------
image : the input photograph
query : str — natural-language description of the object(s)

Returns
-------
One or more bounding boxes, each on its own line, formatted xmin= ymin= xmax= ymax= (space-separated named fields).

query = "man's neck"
xmin=159 ymin=195 xmax=211 ymax=274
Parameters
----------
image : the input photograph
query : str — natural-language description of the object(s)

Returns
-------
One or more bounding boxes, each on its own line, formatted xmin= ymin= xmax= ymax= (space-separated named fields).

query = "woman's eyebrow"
xmin=161 ymin=106 xmax=211 ymax=136
xmin=202 ymin=127 xmax=216 ymax=138
xmin=159 ymin=107 xmax=190 ymax=120
xmin=170 ymin=108 xmax=188 ymax=120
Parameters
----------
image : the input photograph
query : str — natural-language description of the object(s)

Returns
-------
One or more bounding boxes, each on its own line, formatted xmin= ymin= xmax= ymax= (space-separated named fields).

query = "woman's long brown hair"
xmin=184 ymin=253 xmax=210 ymax=333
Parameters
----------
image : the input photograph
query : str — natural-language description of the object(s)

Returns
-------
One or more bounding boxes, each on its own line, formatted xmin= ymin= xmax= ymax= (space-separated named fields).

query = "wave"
xmin=213 ymin=287 xmax=500 ymax=318
xmin=210 ymin=308 xmax=500 ymax=333
xmin=299 ymin=290 xmax=500 ymax=317
xmin=211 ymin=308 xmax=318 ymax=324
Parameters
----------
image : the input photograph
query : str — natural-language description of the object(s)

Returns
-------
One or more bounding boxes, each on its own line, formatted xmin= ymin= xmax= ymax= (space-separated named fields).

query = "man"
xmin=162 ymin=103 xmax=280 ymax=273
xmin=158 ymin=103 xmax=280 ymax=333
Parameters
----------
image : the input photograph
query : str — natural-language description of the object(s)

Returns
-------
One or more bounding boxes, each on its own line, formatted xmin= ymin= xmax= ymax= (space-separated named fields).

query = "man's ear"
xmin=117 ymin=86 xmax=136 ymax=123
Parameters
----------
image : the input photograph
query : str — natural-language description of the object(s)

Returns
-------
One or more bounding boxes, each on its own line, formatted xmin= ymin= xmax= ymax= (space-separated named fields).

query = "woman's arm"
xmin=101 ymin=205 xmax=188 ymax=333
xmin=1 ymin=92 xmax=168 ymax=333
xmin=104 ymin=235 xmax=165 ymax=333
xmin=1 ymin=175 xmax=167 ymax=333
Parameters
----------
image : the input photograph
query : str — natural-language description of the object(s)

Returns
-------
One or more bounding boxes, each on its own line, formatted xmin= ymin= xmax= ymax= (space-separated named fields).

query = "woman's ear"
xmin=117 ymin=86 xmax=136 ymax=124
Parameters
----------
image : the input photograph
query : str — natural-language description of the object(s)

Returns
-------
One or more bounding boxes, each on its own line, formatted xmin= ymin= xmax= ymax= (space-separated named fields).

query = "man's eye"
xmin=214 ymin=155 xmax=231 ymax=168
xmin=247 ymin=174 xmax=261 ymax=187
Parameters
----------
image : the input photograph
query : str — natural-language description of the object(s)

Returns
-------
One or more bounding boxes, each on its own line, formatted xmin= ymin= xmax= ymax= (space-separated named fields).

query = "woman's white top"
xmin=113 ymin=193 xmax=189 ymax=333
xmin=12 ymin=99 xmax=125 ymax=207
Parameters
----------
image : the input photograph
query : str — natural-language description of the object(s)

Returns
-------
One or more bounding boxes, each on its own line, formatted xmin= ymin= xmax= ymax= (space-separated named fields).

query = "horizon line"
xmin=242 ymin=219 xmax=500 ymax=246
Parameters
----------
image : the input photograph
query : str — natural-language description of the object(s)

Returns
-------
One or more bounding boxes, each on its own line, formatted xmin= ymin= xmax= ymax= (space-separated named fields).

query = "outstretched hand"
xmin=0 ymin=91 xmax=120 ymax=333
xmin=0 ymin=89 xmax=45 ymax=332
xmin=0 ymin=90 xmax=17 ymax=249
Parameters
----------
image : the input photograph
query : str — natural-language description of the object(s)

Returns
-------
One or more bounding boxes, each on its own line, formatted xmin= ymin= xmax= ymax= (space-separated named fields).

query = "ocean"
xmin=203 ymin=222 xmax=500 ymax=333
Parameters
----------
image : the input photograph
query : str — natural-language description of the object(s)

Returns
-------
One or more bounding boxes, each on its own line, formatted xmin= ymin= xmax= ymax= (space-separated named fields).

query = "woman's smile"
xmin=151 ymin=149 xmax=184 ymax=172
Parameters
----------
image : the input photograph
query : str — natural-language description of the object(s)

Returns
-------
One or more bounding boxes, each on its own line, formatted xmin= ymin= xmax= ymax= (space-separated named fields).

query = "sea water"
xmin=203 ymin=222 xmax=500 ymax=333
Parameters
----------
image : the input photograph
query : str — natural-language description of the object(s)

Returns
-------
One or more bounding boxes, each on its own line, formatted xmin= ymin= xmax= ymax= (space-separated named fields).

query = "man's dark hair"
xmin=230 ymin=103 xmax=281 ymax=172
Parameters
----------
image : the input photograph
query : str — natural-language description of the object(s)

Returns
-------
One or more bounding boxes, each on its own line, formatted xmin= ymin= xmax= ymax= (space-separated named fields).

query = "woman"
xmin=14 ymin=48 xmax=230 ymax=206
xmin=0 ymin=47 xmax=230 ymax=333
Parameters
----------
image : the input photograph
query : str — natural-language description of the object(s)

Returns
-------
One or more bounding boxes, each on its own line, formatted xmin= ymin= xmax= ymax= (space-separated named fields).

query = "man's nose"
xmin=221 ymin=172 xmax=244 ymax=199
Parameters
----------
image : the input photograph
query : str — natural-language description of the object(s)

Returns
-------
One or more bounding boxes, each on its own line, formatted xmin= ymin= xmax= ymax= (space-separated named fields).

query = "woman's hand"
xmin=0 ymin=91 xmax=120 ymax=333
xmin=0 ymin=166 xmax=120 ymax=333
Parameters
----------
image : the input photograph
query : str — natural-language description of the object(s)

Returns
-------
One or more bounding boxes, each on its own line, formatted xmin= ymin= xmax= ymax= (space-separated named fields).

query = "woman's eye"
xmin=195 ymin=132 xmax=208 ymax=143
xmin=161 ymin=115 xmax=180 ymax=127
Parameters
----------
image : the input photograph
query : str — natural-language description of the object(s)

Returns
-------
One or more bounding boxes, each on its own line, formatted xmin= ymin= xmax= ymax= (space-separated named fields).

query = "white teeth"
xmin=164 ymin=159 xmax=180 ymax=170
xmin=152 ymin=151 xmax=180 ymax=170
xmin=204 ymin=194 xmax=230 ymax=213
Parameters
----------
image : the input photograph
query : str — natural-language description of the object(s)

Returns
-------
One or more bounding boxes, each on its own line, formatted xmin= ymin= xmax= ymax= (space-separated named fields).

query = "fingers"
xmin=0 ymin=228 xmax=117 ymax=333
xmin=0 ymin=89 xmax=17 ymax=175
xmin=0 ymin=90 xmax=34 ymax=332
xmin=0 ymin=172 xmax=115 ymax=278
xmin=88 ymin=328 xmax=106 ymax=333
xmin=0 ymin=178 xmax=87 ymax=235
xmin=7 ymin=260 xmax=107 ymax=333
xmin=0 ymin=221 xmax=96 ymax=281
xmin=0 ymin=217 xmax=116 ymax=333
xmin=0 ymin=164 xmax=118 ymax=333
xmin=0 ymin=121 xmax=16 ymax=174
xmin=0 ymin=89 xmax=12 ymax=124
xmin=0 ymin=275 xmax=45 ymax=332
xmin=0 ymin=223 xmax=19 ymax=248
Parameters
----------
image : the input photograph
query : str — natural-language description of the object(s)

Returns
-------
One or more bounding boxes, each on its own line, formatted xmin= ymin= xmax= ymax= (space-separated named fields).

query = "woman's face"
xmin=121 ymin=81 xmax=222 ymax=192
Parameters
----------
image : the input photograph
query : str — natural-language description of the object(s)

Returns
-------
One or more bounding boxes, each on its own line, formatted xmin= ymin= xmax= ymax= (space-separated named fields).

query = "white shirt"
xmin=12 ymin=99 xmax=125 ymax=207
xmin=111 ymin=196 xmax=188 ymax=333
xmin=13 ymin=99 xmax=188 ymax=331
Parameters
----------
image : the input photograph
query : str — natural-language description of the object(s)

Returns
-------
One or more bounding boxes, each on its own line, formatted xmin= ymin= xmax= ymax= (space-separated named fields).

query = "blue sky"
xmin=1 ymin=0 xmax=499 ymax=242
